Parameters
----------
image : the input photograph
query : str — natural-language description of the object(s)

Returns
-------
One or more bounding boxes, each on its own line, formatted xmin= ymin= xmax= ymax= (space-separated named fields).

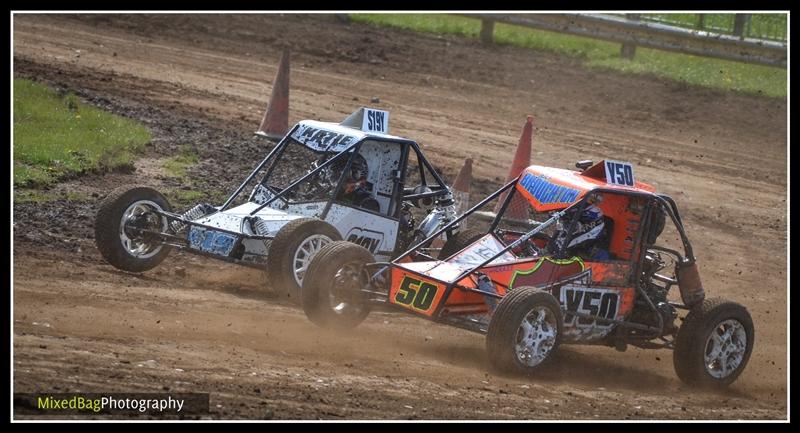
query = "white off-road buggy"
xmin=94 ymin=108 xmax=461 ymax=301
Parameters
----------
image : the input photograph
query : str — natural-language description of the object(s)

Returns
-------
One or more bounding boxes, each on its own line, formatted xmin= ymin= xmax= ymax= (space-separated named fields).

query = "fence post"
xmin=733 ymin=14 xmax=751 ymax=39
xmin=480 ymin=19 xmax=495 ymax=44
xmin=696 ymin=13 xmax=706 ymax=30
xmin=620 ymin=13 xmax=641 ymax=59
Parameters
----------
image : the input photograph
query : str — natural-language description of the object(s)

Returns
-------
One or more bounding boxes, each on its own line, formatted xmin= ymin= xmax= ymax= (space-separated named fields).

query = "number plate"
xmin=604 ymin=160 xmax=635 ymax=187
xmin=361 ymin=108 xmax=389 ymax=133
xmin=187 ymin=227 xmax=237 ymax=257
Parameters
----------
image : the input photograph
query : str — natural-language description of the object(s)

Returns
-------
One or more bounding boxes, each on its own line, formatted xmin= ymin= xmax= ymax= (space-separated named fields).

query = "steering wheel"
xmin=500 ymin=229 xmax=549 ymax=257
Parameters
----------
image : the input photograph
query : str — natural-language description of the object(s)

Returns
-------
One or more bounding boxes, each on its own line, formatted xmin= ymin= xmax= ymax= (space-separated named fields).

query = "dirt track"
xmin=12 ymin=14 xmax=787 ymax=420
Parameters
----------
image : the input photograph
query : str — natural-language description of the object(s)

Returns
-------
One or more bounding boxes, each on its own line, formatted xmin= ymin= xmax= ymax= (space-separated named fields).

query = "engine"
xmin=394 ymin=191 xmax=457 ymax=256
xmin=395 ymin=202 xmax=417 ymax=253
xmin=629 ymin=251 xmax=678 ymax=335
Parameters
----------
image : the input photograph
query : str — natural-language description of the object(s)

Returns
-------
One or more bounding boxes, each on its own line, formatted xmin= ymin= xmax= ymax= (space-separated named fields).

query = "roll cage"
xmin=366 ymin=172 xmax=698 ymax=332
xmin=217 ymin=123 xmax=452 ymax=220
xmin=130 ymin=122 xmax=453 ymax=268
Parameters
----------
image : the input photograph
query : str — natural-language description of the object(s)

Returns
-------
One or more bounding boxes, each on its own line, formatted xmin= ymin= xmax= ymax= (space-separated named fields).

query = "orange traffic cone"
xmin=436 ymin=159 xmax=472 ymax=249
xmin=256 ymin=49 xmax=290 ymax=140
xmin=494 ymin=116 xmax=533 ymax=221
xmin=453 ymin=158 xmax=473 ymax=196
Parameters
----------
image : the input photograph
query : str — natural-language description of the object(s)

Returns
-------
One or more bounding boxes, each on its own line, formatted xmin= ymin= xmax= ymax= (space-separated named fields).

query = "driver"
xmin=316 ymin=154 xmax=379 ymax=212
xmin=560 ymin=196 xmax=612 ymax=260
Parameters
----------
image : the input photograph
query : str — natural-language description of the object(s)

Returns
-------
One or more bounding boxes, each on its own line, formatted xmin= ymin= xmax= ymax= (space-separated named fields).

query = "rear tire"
xmin=94 ymin=185 xmax=172 ymax=273
xmin=438 ymin=228 xmax=484 ymax=259
xmin=266 ymin=218 xmax=342 ymax=303
xmin=673 ymin=297 xmax=754 ymax=388
xmin=301 ymin=241 xmax=373 ymax=330
xmin=486 ymin=287 xmax=562 ymax=374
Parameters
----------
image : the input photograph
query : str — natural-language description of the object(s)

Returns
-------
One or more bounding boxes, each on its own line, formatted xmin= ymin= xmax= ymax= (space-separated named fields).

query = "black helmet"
xmin=311 ymin=153 xmax=369 ymax=187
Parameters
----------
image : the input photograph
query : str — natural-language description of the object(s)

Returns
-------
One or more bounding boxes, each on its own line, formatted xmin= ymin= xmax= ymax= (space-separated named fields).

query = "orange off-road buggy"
xmin=300 ymin=159 xmax=754 ymax=388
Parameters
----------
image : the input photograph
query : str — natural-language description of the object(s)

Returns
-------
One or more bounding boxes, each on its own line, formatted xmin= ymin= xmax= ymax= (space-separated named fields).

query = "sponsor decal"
xmin=519 ymin=173 xmax=581 ymax=206
xmin=345 ymin=227 xmax=384 ymax=253
xmin=449 ymin=235 xmax=514 ymax=265
xmin=509 ymin=256 xmax=585 ymax=290
xmin=291 ymin=124 xmax=357 ymax=151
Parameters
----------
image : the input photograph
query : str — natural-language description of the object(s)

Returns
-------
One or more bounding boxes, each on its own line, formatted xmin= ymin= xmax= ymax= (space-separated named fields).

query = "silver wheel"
xmin=118 ymin=200 xmax=167 ymax=259
xmin=328 ymin=262 xmax=367 ymax=316
xmin=292 ymin=234 xmax=333 ymax=287
xmin=514 ymin=306 xmax=558 ymax=367
xmin=704 ymin=319 xmax=748 ymax=379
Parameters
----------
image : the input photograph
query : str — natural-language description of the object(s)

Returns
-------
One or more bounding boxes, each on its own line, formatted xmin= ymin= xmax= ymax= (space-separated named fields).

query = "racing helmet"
xmin=313 ymin=153 xmax=369 ymax=190
xmin=567 ymin=204 xmax=606 ymax=249
xmin=340 ymin=154 xmax=369 ymax=193
xmin=347 ymin=153 xmax=369 ymax=182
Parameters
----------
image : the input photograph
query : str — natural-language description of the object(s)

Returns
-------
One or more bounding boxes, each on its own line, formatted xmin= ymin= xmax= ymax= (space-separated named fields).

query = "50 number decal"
xmin=395 ymin=276 xmax=439 ymax=312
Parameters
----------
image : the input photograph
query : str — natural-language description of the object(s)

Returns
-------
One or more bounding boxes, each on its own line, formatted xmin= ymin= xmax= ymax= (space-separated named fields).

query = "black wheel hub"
xmin=124 ymin=212 xmax=158 ymax=243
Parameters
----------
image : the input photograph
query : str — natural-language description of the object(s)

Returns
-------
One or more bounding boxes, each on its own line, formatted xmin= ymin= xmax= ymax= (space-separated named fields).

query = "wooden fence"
xmin=462 ymin=13 xmax=787 ymax=68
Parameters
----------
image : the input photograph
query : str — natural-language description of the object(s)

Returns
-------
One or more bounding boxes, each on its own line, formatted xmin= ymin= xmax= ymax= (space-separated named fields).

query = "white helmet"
xmin=567 ymin=204 xmax=605 ymax=249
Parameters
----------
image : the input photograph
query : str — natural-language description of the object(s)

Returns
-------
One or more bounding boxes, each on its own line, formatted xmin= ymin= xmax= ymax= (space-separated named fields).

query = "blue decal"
xmin=188 ymin=227 xmax=237 ymax=257
xmin=520 ymin=173 xmax=581 ymax=205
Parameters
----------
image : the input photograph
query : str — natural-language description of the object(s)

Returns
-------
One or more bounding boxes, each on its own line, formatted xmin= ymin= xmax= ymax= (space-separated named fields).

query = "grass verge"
xmin=13 ymin=78 xmax=152 ymax=187
xmin=164 ymin=189 xmax=206 ymax=206
xmin=162 ymin=146 xmax=200 ymax=179
xmin=160 ymin=146 xmax=228 ymax=206
xmin=349 ymin=14 xmax=786 ymax=98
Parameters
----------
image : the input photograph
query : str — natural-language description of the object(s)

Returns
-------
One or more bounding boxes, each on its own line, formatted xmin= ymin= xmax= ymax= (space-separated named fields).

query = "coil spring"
xmin=435 ymin=191 xmax=458 ymax=229
xmin=252 ymin=217 xmax=270 ymax=236
xmin=171 ymin=203 xmax=212 ymax=233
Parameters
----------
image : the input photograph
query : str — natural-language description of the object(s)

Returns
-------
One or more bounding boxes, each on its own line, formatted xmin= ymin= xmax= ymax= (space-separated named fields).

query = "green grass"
xmin=586 ymin=49 xmax=785 ymax=97
xmin=164 ymin=188 xmax=228 ymax=207
xmin=165 ymin=189 xmax=205 ymax=205
xmin=162 ymin=146 xmax=200 ymax=180
xmin=160 ymin=146 xmax=223 ymax=206
xmin=13 ymin=79 xmax=152 ymax=187
xmin=350 ymin=14 xmax=787 ymax=98
xmin=14 ymin=189 xmax=91 ymax=204
xmin=634 ymin=14 xmax=787 ymax=41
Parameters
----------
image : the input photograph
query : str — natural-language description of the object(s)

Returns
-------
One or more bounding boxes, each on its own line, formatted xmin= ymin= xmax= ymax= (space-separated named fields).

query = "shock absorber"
xmin=251 ymin=216 xmax=271 ymax=236
xmin=170 ymin=203 xmax=216 ymax=233
xmin=437 ymin=191 xmax=458 ymax=225
xmin=416 ymin=190 xmax=458 ymax=239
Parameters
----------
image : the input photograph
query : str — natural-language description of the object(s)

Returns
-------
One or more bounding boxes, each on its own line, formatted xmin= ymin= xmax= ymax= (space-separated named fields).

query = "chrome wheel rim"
xmin=704 ymin=319 xmax=747 ymax=379
xmin=118 ymin=200 xmax=167 ymax=259
xmin=514 ymin=306 xmax=558 ymax=367
xmin=292 ymin=234 xmax=333 ymax=286
xmin=328 ymin=262 xmax=366 ymax=316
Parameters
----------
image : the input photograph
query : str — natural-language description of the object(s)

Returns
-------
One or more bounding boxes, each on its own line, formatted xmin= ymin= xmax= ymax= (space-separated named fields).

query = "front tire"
xmin=673 ymin=298 xmax=754 ymax=388
xmin=94 ymin=185 xmax=172 ymax=272
xmin=266 ymin=218 xmax=342 ymax=302
xmin=301 ymin=241 xmax=373 ymax=330
xmin=486 ymin=287 xmax=563 ymax=374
